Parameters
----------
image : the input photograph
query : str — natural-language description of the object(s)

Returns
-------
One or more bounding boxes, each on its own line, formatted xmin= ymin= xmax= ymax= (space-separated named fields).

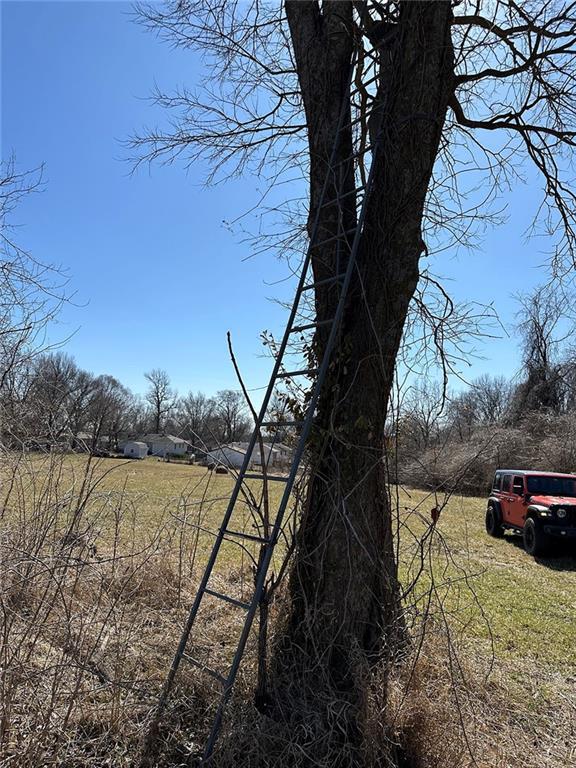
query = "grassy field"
xmin=2 ymin=453 xmax=575 ymax=767
xmin=71 ymin=456 xmax=576 ymax=672
xmin=397 ymin=488 xmax=576 ymax=673
xmin=15 ymin=453 xmax=575 ymax=670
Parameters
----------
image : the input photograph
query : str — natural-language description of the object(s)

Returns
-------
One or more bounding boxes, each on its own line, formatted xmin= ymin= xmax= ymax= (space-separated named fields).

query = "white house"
xmin=141 ymin=434 xmax=187 ymax=457
xmin=123 ymin=441 xmax=148 ymax=459
xmin=231 ymin=441 xmax=287 ymax=466
xmin=206 ymin=444 xmax=247 ymax=468
xmin=206 ymin=441 xmax=289 ymax=469
xmin=269 ymin=442 xmax=293 ymax=466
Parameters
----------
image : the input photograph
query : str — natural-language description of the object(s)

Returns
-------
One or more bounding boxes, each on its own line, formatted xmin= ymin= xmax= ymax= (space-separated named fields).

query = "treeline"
xmin=0 ymin=353 xmax=253 ymax=451
xmin=3 ymin=271 xmax=575 ymax=484
xmin=395 ymin=285 xmax=576 ymax=494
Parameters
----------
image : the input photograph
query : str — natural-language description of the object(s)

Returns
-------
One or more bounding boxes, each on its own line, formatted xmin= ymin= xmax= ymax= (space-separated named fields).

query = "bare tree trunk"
xmin=270 ymin=2 xmax=454 ymax=761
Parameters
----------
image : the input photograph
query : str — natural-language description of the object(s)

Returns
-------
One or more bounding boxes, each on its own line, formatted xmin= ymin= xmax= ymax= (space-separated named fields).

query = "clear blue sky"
xmin=1 ymin=1 xmax=553 ymax=398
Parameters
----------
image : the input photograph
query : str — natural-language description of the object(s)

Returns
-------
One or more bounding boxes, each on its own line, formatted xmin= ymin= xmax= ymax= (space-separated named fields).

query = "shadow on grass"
xmin=503 ymin=532 xmax=576 ymax=571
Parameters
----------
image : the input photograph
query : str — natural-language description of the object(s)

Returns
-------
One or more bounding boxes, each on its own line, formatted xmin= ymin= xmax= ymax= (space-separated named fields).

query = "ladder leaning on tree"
xmin=141 ymin=24 xmax=388 ymax=768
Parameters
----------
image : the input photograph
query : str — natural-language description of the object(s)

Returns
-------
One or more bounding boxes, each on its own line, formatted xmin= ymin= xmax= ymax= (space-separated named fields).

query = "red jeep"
xmin=486 ymin=469 xmax=576 ymax=556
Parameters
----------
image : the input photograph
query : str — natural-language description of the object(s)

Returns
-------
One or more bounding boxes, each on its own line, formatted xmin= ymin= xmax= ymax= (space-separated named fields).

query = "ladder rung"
xmin=243 ymin=473 xmax=288 ymax=482
xmin=276 ymin=368 xmax=318 ymax=379
xmin=204 ymin=588 xmax=250 ymax=611
xmin=301 ymin=273 xmax=346 ymax=292
xmin=291 ymin=318 xmax=333 ymax=334
xmin=311 ymin=228 xmax=357 ymax=249
xmin=320 ymin=186 xmax=365 ymax=209
xmin=182 ymin=653 xmax=227 ymax=686
xmin=225 ymin=529 xmax=271 ymax=544
xmin=261 ymin=420 xmax=303 ymax=427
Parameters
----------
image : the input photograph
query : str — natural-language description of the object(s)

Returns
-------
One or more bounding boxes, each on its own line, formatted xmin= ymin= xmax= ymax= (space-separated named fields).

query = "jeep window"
xmin=512 ymin=476 xmax=524 ymax=495
xmin=493 ymin=473 xmax=502 ymax=491
xmin=526 ymin=475 xmax=576 ymax=497
xmin=502 ymin=474 xmax=512 ymax=493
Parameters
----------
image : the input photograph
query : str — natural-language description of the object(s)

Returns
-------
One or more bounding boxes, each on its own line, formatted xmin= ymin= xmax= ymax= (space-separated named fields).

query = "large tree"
xmin=144 ymin=368 xmax=177 ymax=433
xmin=27 ymin=352 xmax=82 ymax=440
xmin=86 ymin=374 xmax=132 ymax=449
xmin=133 ymin=0 xmax=576 ymax=760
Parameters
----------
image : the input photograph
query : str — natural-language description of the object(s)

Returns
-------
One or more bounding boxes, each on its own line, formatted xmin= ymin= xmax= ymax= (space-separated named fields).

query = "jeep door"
xmin=508 ymin=475 xmax=527 ymax=527
xmin=500 ymin=474 xmax=526 ymax=525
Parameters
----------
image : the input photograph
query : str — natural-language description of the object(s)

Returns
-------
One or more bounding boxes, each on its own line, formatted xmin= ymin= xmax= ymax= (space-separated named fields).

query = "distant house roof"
xmin=229 ymin=441 xmax=279 ymax=454
xmin=210 ymin=444 xmax=247 ymax=455
xmin=74 ymin=431 xmax=92 ymax=441
xmin=141 ymin=434 xmax=185 ymax=445
xmin=270 ymin=442 xmax=293 ymax=452
xmin=164 ymin=435 xmax=186 ymax=444
xmin=125 ymin=441 xmax=148 ymax=448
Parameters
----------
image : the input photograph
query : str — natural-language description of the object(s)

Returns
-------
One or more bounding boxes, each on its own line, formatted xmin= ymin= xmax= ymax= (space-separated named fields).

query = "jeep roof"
xmin=495 ymin=469 xmax=576 ymax=477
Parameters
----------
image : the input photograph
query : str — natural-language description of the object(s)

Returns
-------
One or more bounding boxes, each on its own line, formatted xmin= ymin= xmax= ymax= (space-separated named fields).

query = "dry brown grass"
xmin=1 ymin=453 xmax=575 ymax=767
xmin=384 ymin=626 xmax=576 ymax=768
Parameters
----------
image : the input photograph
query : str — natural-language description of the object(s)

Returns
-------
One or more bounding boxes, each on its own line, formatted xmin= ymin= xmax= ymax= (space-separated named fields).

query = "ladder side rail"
xmin=189 ymin=40 xmax=368 ymax=557
xmin=268 ymin=102 xmax=386 ymax=538
xmin=154 ymin=48 xmax=366 ymax=727
xmin=207 ymin=40 xmax=367 ymax=510
xmin=200 ymin=78 xmax=385 ymax=768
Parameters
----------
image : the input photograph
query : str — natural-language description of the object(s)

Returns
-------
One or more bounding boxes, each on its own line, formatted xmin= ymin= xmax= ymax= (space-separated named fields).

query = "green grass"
xmin=73 ymin=457 xmax=576 ymax=675
xmin=397 ymin=488 xmax=576 ymax=673
xmin=16 ymin=454 xmax=576 ymax=673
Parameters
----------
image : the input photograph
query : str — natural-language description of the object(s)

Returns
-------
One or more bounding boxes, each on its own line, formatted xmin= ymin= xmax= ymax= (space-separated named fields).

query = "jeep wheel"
xmin=523 ymin=517 xmax=549 ymax=557
xmin=485 ymin=504 xmax=504 ymax=538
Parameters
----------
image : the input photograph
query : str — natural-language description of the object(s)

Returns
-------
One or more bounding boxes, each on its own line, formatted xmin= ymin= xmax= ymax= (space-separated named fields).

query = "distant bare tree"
xmin=213 ymin=389 xmax=250 ymax=444
xmin=26 ymin=353 xmax=81 ymax=440
xmin=144 ymin=368 xmax=177 ymax=433
xmin=510 ymin=286 xmax=567 ymax=419
xmin=87 ymin=375 xmax=132 ymax=450
xmin=562 ymin=355 xmax=576 ymax=412
xmin=402 ymin=379 xmax=445 ymax=452
xmin=177 ymin=390 xmax=215 ymax=448
xmin=114 ymin=393 xmax=142 ymax=447
xmin=129 ymin=394 xmax=151 ymax=437
xmin=472 ymin=374 xmax=512 ymax=425
xmin=447 ymin=388 xmax=481 ymax=441
xmin=68 ymin=369 xmax=96 ymax=438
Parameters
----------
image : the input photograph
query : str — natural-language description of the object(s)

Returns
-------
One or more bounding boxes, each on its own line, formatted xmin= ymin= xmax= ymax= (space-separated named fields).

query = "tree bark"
xmin=270 ymin=2 xmax=454 ymax=762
